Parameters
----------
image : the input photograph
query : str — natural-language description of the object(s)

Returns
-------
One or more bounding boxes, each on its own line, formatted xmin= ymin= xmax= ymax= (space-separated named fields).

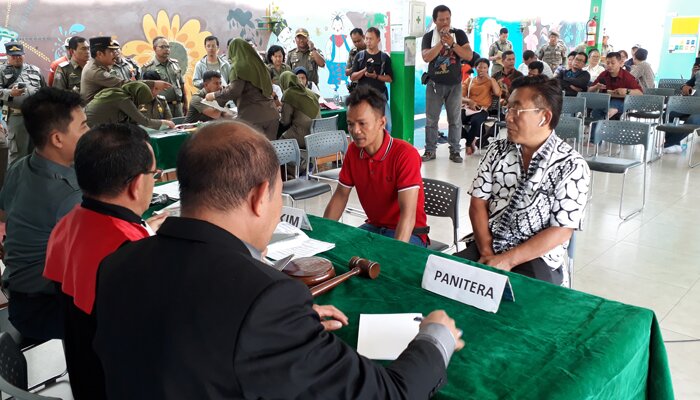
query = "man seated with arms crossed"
xmin=185 ymin=70 xmax=234 ymax=123
xmin=93 ymin=120 xmax=463 ymax=399
xmin=324 ymin=86 xmax=429 ymax=247
xmin=588 ymin=51 xmax=642 ymax=142
xmin=555 ymin=52 xmax=590 ymax=96
xmin=517 ymin=50 xmax=553 ymax=78
xmin=0 ymin=88 xmax=89 ymax=341
xmin=456 ymin=76 xmax=590 ymax=285
xmin=43 ymin=123 xmax=168 ymax=400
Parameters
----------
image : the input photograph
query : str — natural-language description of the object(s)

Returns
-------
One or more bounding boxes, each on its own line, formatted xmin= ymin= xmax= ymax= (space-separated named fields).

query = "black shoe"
xmin=437 ymin=133 xmax=448 ymax=144
xmin=449 ymin=152 xmax=463 ymax=163
xmin=421 ymin=151 xmax=436 ymax=161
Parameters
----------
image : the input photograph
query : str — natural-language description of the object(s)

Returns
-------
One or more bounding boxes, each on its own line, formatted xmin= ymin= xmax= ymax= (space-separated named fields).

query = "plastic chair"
xmin=561 ymin=96 xmax=587 ymax=118
xmin=478 ymin=96 xmax=501 ymax=153
xmin=622 ymin=95 xmax=665 ymax=123
xmin=556 ymin=116 xmax=584 ymax=153
xmin=656 ymin=96 xmax=700 ymax=168
xmin=304 ymin=130 xmax=348 ymax=183
xmin=310 ymin=115 xmax=339 ymax=134
xmin=585 ymin=120 xmax=650 ymax=221
xmin=577 ymin=92 xmax=611 ymax=126
xmin=0 ymin=332 xmax=61 ymax=400
xmin=271 ymin=139 xmax=332 ymax=207
xmin=658 ymin=78 xmax=686 ymax=95
xmin=644 ymin=87 xmax=675 ymax=97
xmin=565 ymin=231 xmax=577 ymax=289
xmin=422 ymin=178 xmax=460 ymax=252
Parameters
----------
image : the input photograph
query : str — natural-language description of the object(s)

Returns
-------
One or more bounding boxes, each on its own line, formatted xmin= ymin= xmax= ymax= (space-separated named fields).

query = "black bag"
xmin=421 ymin=72 xmax=430 ymax=85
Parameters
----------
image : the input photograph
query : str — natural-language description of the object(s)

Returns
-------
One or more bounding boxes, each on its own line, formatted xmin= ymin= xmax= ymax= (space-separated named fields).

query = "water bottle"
xmin=673 ymin=117 xmax=681 ymax=126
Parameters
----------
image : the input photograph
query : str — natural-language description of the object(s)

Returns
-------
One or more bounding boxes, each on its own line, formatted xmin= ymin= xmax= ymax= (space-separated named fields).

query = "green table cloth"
xmin=306 ymin=216 xmax=674 ymax=400
xmin=149 ymin=130 xmax=191 ymax=171
xmin=320 ymin=108 xmax=348 ymax=132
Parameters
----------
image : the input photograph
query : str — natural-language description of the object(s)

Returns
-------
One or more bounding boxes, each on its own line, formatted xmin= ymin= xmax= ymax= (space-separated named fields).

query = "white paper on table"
xmin=266 ymin=221 xmax=334 ymax=260
xmin=154 ymin=200 xmax=181 ymax=217
xmin=152 ymin=181 xmax=180 ymax=200
xmin=201 ymin=99 xmax=230 ymax=113
xmin=357 ymin=313 xmax=422 ymax=360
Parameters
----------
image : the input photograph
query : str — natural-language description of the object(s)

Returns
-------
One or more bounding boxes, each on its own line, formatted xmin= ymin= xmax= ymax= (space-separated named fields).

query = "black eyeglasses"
xmin=124 ymin=169 xmax=163 ymax=184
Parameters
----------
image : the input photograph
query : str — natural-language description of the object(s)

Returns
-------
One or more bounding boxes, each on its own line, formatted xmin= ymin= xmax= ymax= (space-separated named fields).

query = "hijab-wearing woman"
xmin=461 ymin=58 xmax=501 ymax=155
xmin=266 ymin=45 xmax=291 ymax=85
xmin=278 ymin=71 xmax=320 ymax=147
xmin=206 ymin=38 xmax=279 ymax=140
xmin=85 ymin=82 xmax=174 ymax=129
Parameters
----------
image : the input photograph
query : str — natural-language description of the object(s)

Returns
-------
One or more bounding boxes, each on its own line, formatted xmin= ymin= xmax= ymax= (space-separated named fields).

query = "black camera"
xmin=366 ymin=64 xmax=375 ymax=74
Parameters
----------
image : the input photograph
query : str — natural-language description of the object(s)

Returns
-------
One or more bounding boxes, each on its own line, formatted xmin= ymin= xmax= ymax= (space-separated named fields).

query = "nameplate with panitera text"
xmin=421 ymin=255 xmax=515 ymax=313
xmin=280 ymin=206 xmax=312 ymax=230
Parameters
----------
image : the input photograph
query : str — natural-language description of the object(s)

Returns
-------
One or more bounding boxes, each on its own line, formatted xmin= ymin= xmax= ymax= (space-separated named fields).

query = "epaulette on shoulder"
xmin=58 ymin=60 xmax=70 ymax=68
xmin=142 ymin=60 xmax=155 ymax=69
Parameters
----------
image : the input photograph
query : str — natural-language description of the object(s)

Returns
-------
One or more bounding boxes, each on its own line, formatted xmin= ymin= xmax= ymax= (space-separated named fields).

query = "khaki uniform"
xmin=0 ymin=63 xmax=46 ymax=164
xmin=112 ymin=57 xmax=140 ymax=81
xmin=140 ymin=95 xmax=173 ymax=121
xmin=287 ymin=48 xmax=325 ymax=85
xmin=80 ymin=59 xmax=129 ymax=103
xmin=215 ymin=80 xmax=279 ymax=140
xmin=85 ymin=98 xmax=162 ymax=130
xmin=142 ymin=58 xmax=186 ymax=117
xmin=52 ymin=59 xmax=84 ymax=93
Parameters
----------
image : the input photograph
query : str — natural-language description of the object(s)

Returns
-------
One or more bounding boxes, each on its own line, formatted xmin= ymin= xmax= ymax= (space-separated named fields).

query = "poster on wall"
xmin=668 ymin=35 xmax=697 ymax=54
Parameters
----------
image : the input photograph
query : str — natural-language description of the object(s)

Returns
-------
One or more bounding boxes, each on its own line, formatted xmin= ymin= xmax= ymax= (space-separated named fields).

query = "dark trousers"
xmin=454 ymin=242 xmax=563 ymax=285
xmin=8 ymin=291 xmax=64 ymax=341
xmin=62 ymin=294 xmax=107 ymax=400
xmin=461 ymin=109 xmax=489 ymax=143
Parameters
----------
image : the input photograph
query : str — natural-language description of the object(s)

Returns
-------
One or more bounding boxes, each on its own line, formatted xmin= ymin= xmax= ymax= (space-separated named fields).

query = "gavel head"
xmin=349 ymin=256 xmax=380 ymax=279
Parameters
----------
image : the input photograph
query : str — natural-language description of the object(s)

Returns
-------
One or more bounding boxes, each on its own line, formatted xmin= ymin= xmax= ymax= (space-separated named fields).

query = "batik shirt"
xmin=469 ymin=133 xmax=590 ymax=270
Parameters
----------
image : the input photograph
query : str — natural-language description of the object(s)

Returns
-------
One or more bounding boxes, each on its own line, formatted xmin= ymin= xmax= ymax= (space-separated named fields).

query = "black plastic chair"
xmin=585 ymin=120 xmax=650 ymax=221
xmin=556 ymin=116 xmax=584 ymax=153
xmin=271 ymin=139 xmax=332 ymax=206
xmin=0 ymin=332 xmax=61 ymax=400
xmin=423 ymin=178 xmax=460 ymax=252
xmin=656 ymin=96 xmax=700 ymax=168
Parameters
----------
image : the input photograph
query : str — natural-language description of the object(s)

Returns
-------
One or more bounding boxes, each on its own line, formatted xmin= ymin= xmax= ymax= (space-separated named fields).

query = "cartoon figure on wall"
xmin=0 ymin=27 xmax=19 ymax=60
xmin=325 ymin=13 xmax=353 ymax=91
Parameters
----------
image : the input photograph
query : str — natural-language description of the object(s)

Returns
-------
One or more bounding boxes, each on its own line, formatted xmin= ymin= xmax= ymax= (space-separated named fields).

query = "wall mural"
xmin=0 ymin=1 xmax=388 ymax=99
xmin=122 ymin=11 xmax=212 ymax=99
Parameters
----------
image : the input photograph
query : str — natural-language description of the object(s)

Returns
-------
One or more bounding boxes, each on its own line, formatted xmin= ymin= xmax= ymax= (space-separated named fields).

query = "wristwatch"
xmin=626 ymin=89 xmax=630 ymax=95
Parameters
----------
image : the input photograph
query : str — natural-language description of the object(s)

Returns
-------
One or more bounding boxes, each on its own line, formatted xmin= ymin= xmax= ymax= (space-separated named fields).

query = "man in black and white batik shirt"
xmin=456 ymin=76 xmax=590 ymax=285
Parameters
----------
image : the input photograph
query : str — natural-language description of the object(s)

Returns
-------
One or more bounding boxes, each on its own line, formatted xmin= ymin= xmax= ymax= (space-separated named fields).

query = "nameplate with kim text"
xmin=421 ymin=255 xmax=515 ymax=313
xmin=280 ymin=206 xmax=312 ymax=230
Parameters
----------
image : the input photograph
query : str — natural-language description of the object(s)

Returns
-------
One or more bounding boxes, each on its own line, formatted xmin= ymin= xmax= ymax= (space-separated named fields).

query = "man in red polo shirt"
xmin=323 ymin=86 xmax=428 ymax=246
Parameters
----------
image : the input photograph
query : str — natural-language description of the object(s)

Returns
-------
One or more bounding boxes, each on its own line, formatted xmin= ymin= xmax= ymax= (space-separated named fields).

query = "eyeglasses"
xmin=157 ymin=45 xmax=171 ymax=49
xmin=147 ymin=169 xmax=164 ymax=180
xmin=503 ymin=107 xmax=542 ymax=117
xmin=124 ymin=169 xmax=163 ymax=184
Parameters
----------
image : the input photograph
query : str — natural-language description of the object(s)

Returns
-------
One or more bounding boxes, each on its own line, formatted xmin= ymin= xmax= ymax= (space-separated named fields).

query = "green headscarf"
xmin=228 ymin=38 xmax=273 ymax=97
xmin=91 ymin=81 xmax=154 ymax=106
xmin=279 ymin=71 xmax=320 ymax=120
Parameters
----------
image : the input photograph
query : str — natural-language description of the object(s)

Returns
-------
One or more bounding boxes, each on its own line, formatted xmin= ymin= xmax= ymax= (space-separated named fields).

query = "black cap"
xmin=5 ymin=42 xmax=24 ymax=56
xmin=89 ymin=36 xmax=119 ymax=51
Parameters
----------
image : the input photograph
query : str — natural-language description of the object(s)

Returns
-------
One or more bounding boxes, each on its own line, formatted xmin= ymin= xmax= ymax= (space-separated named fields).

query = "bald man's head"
xmin=177 ymin=121 xmax=280 ymax=214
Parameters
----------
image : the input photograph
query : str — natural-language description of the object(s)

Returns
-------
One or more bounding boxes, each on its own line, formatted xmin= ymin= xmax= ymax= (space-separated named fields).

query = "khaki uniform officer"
xmin=81 ymin=36 xmax=172 ymax=104
xmin=0 ymin=42 xmax=46 ymax=165
xmin=286 ymin=28 xmax=326 ymax=86
xmin=112 ymin=41 xmax=140 ymax=81
xmin=53 ymin=36 xmax=90 ymax=93
xmin=141 ymin=37 xmax=186 ymax=117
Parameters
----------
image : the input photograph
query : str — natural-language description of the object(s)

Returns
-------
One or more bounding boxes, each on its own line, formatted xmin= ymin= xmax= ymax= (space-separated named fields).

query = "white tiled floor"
xmin=297 ymin=137 xmax=700 ymax=398
xmin=22 ymin=135 xmax=700 ymax=399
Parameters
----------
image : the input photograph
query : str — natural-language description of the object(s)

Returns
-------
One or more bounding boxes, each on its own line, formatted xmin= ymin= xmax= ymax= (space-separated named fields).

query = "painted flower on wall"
xmin=122 ymin=10 xmax=211 ymax=97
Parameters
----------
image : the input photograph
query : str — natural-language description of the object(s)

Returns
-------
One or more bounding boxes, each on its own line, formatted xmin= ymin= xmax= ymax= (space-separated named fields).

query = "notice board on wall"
xmin=668 ymin=17 xmax=700 ymax=53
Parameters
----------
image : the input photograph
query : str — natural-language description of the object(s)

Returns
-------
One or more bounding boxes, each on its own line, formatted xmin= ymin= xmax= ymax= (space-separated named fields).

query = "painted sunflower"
xmin=122 ymin=10 xmax=211 ymax=98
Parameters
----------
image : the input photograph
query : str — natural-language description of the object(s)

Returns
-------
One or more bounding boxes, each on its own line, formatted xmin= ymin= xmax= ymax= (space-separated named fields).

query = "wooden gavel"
xmin=310 ymin=256 xmax=380 ymax=297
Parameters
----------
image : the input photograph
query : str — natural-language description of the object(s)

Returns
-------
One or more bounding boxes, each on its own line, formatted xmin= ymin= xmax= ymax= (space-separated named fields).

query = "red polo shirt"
xmin=339 ymin=132 xmax=428 ymax=242
xmin=592 ymin=68 xmax=642 ymax=91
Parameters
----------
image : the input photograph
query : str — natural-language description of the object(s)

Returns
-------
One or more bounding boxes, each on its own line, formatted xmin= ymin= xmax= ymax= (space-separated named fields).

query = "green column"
xmin=389 ymin=37 xmax=416 ymax=144
xmin=588 ymin=0 xmax=604 ymax=53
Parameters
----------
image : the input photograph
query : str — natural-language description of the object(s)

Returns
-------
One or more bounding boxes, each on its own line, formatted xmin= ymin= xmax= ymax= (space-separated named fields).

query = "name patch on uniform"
xmin=421 ymin=254 xmax=514 ymax=313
